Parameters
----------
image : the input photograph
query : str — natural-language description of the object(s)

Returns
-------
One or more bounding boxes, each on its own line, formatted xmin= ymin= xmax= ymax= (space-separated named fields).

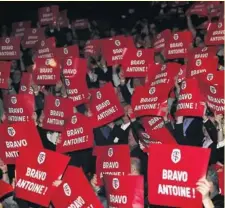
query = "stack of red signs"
xmin=0 ymin=61 xmax=11 ymax=89
xmin=42 ymin=95 xmax=74 ymax=132
xmin=23 ymin=28 xmax=45 ymax=48
xmin=62 ymin=57 xmax=89 ymax=106
xmin=52 ymin=166 xmax=103 ymax=208
xmin=11 ymin=21 xmax=31 ymax=37
xmin=32 ymin=57 xmax=60 ymax=85
xmin=148 ymin=144 xmax=210 ymax=208
xmin=0 ymin=122 xmax=43 ymax=164
xmin=56 ymin=113 xmax=94 ymax=153
xmin=104 ymin=175 xmax=144 ymax=208
xmin=15 ymin=147 xmax=70 ymax=207
xmin=0 ymin=37 xmax=20 ymax=60
xmin=54 ymin=45 xmax=79 ymax=58
xmin=164 ymin=31 xmax=193 ymax=59
xmin=95 ymin=145 xmax=131 ymax=185
xmin=205 ymin=20 xmax=224 ymax=45
xmin=153 ymin=29 xmax=172 ymax=53
xmin=35 ymin=37 xmax=56 ymax=58
xmin=121 ymin=47 xmax=154 ymax=77
xmin=19 ymin=72 xmax=33 ymax=95
xmin=72 ymin=19 xmax=89 ymax=30
xmin=38 ymin=5 xmax=59 ymax=26
xmin=89 ymin=83 xmax=124 ymax=128
xmin=131 ymin=84 xmax=170 ymax=117
xmin=176 ymin=78 xmax=205 ymax=117
xmin=4 ymin=94 xmax=35 ymax=123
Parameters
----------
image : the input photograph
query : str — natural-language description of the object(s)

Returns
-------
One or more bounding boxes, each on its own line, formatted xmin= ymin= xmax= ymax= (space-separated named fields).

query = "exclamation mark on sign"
xmin=114 ymin=105 xmax=118 ymax=111
xmin=86 ymin=135 xmax=88 ymax=142
xmin=195 ymin=103 xmax=197 ymax=109
xmin=27 ymin=116 xmax=29 ymax=121
xmin=192 ymin=188 xmax=196 ymax=198
xmin=157 ymin=103 xmax=160 ymax=109
xmin=43 ymin=187 xmax=48 ymax=195
xmin=82 ymin=94 xmax=85 ymax=98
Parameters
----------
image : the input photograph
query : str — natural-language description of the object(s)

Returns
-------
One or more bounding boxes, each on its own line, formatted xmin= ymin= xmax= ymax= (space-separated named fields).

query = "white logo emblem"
xmin=218 ymin=22 xmax=222 ymax=28
xmin=142 ymin=132 xmax=150 ymax=139
xmin=173 ymin=34 xmax=179 ymax=40
xmin=37 ymin=152 xmax=46 ymax=164
xmin=207 ymin=73 xmax=213 ymax=81
xmin=210 ymin=86 xmax=216 ymax=94
xmin=136 ymin=50 xmax=142 ymax=57
xmin=45 ymin=59 xmax=50 ymax=65
xmin=112 ymin=178 xmax=120 ymax=190
xmin=149 ymin=87 xmax=156 ymax=95
xmin=181 ymin=81 xmax=186 ymax=90
xmin=64 ymin=48 xmax=68 ymax=54
xmin=5 ymin=38 xmax=10 ymax=44
xmin=11 ymin=96 xmax=17 ymax=104
xmin=161 ymin=65 xmax=166 ymax=71
xmin=19 ymin=22 xmax=23 ymax=27
xmin=55 ymin=99 xmax=60 ymax=107
xmin=157 ymin=33 xmax=161 ymax=39
xmin=108 ymin=148 xmax=113 ymax=157
xmin=41 ymin=40 xmax=45 ymax=47
xmin=196 ymin=59 xmax=202 ymax=67
xmin=46 ymin=7 xmax=50 ymax=12
xmin=201 ymin=47 xmax=208 ymax=52
xmin=171 ymin=149 xmax=181 ymax=164
xmin=71 ymin=115 xmax=77 ymax=124
xmin=96 ymin=91 xmax=102 ymax=99
xmin=63 ymin=183 xmax=71 ymax=196
xmin=7 ymin=127 xmax=16 ymax=137
xmin=178 ymin=68 xmax=183 ymax=75
xmin=115 ymin=40 xmax=121 ymax=47
xmin=67 ymin=59 xmax=72 ymax=66
xmin=20 ymin=85 xmax=27 ymax=91
xmin=65 ymin=79 xmax=70 ymax=86
xmin=32 ymin=29 xmax=37 ymax=34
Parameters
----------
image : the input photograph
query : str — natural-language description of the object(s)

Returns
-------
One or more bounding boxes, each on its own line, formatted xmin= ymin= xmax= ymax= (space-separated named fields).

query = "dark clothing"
xmin=211 ymin=194 xmax=224 ymax=208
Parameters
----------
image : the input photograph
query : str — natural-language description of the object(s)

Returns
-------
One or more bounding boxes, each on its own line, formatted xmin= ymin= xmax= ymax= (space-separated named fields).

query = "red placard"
xmin=52 ymin=166 xmax=103 ymax=208
xmin=141 ymin=116 xmax=165 ymax=130
xmin=164 ymin=31 xmax=193 ymax=59
xmin=23 ymin=28 xmax=45 ymax=48
xmin=96 ymin=145 xmax=131 ymax=185
xmin=0 ymin=61 xmax=11 ymax=89
xmin=153 ymin=29 xmax=172 ymax=53
xmin=4 ymin=94 xmax=35 ymax=123
xmin=148 ymin=144 xmax=211 ymax=208
xmin=32 ymin=57 xmax=60 ymax=85
xmin=89 ymin=82 xmax=124 ymax=128
xmin=121 ymin=48 xmax=154 ymax=77
xmin=176 ymin=79 xmax=205 ymax=117
xmin=187 ymin=56 xmax=218 ymax=78
xmin=84 ymin=39 xmax=101 ymax=58
xmin=12 ymin=21 xmax=32 ymax=37
xmin=54 ymin=45 xmax=79 ymax=58
xmin=198 ymin=70 xmax=224 ymax=86
xmin=186 ymin=2 xmax=208 ymax=17
xmin=188 ymin=46 xmax=217 ymax=60
xmin=57 ymin=10 xmax=69 ymax=28
xmin=205 ymin=20 xmax=225 ymax=45
xmin=0 ymin=180 xmax=13 ymax=199
xmin=0 ymin=122 xmax=43 ymax=164
xmin=104 ymin=175 xmax=144 ymax=208
xmin=35 ymin=37 xmax=56 ymax=58
xmin=100 ymin=35 xmax=127 ymax=66
xmin=56 ymin=113 xmax=94 ymax=153
xmin=0 ymin=37 xmax=20 ymax=60
xmin=42 ymin=95 xmax=74 ymax=132
xmin=15 ymin=147 xmax=70 ymax=207
xmin=19 ymin=72 xmax=33 ymax=95
xmin=131 ymin=84 xmax=170 ymax=117
xmin=72 ymin=19 xmax=89 ymax=30
xmin=38 ymin=5 xmax=59 ymax=26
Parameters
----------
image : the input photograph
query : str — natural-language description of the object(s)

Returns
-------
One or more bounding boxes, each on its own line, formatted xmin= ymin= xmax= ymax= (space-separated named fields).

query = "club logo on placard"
xmin=178 ymin=68 xmax=183 ymax=75
xmin=65 ymin=79 xmax=70 ymax=86
xmin=96 ymin=91 xmax=102 ymax=99
xmin=19 ymin=22 xmax=23 ymax=27
xmin=55 ymin=99 xmax=60 ymax=107
xmin=173 ymin=33 xmax=179 ymax=40
xmin=115 ymin=40 xmax=121 ymax=47
xmin=41 ymin=40 xmax=45 ymax=47
xmin=171 ymin=149 xmax=181 ymax=164
xmin=71 ymin=115 xmax=77 ymax=124
xmin=20 ymin=85 xmax=27 ymax=91
xmin=157 ymin=33 xmax=161 ymax=39
xmin=32 ymin=29 xmax=37 ymax=34
xmin=67 ymin=59 xmax=72 ymax=66
xmin=11 ymin=96 xmax=17 ymax=104
xmin=108 ymin=148 xmax=113 ymax=157
xmin=210 ymin=86 xmax=216 ymax=94
xmin=149 ymin=87 xmax=156 ymax=95
xmin=181 ymin=81 xmax=186 ymax=90
xmin=201 ymin=47 xmax=208 ymax=52
xmin=218 ymin=22 xmax=222 ymax=28
xmin=64 ymin=48 xmax=68 ymax=55
xmin=5 ymin=38 xmax=10 ymax=44
xmin=196 ymin=59 xmax=202 ymax=67
xmin=161 ymin=64 xmax=166 ymax=71
xmin=46 ymin=7 xmax=50 ymax=12
xmin=45 ymin=59 xmax=50 ymax=66
xmin=63 ymin=183 xmax=72 ymax=196
xmin=112 ymin=178 xmax=120 ymax=190
xmin=37 ymin=152 xmax=46 ymax=164
xmin=7 ymin=127 xmax=16 ymax=137
xmin=142 ymin=132 xmax=150 ymax=139
xmin=207 ymin=73 xmax=214 ymax=81
xmin=136 ymin=50 xmax=142 ymax=57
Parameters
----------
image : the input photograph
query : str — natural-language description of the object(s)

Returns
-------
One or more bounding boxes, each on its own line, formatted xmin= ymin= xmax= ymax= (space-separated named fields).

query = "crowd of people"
xmin=0 ymin=1 xmax=224 ymax=208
